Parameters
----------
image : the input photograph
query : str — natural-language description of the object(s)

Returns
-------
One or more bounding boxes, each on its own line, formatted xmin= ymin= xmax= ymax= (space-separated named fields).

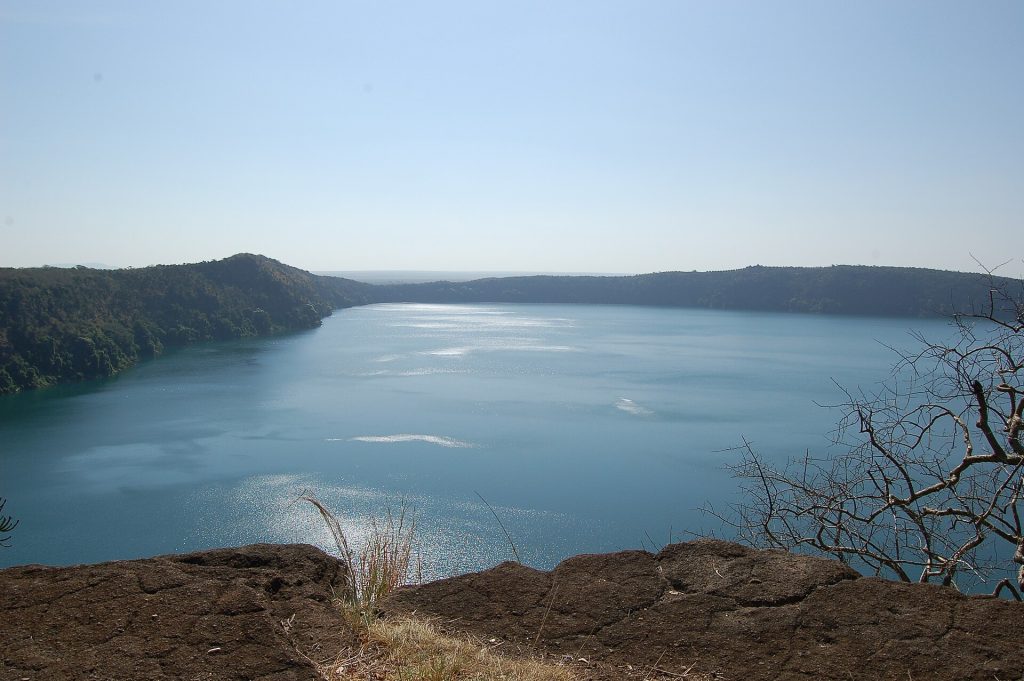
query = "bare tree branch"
xmin=0 ymin=497 xmax=18 ymax=548
xmin=708 ymin=279 xmax=1024 ymax=596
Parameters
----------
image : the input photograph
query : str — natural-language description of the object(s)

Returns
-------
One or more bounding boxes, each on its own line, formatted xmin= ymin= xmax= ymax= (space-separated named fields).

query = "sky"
xmin=1 ymin=1 xmax=1022 ymax=276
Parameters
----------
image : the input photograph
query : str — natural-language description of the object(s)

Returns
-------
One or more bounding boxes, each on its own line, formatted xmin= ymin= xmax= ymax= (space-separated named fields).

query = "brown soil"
xmin=3 ymin=539 xmax=1023 ymax=681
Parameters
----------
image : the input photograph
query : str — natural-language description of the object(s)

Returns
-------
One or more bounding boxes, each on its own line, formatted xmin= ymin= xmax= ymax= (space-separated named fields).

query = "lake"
xmin=0 ymin=303 xmax=950 ymax=577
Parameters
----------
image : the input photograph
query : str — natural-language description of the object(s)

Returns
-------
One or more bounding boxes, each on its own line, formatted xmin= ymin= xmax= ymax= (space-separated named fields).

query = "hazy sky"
xmin=1 ymin=1 xmax=1021 ymax=275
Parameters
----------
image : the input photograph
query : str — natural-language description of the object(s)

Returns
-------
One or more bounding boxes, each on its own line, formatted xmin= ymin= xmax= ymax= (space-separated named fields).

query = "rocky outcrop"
xmin=3 ymin=540 xmax=1023 ymax=680
xmin=0 ymin=544 xmax=351 ymax=681
xmin=386 ymin=539 xmax=1024 ymax=681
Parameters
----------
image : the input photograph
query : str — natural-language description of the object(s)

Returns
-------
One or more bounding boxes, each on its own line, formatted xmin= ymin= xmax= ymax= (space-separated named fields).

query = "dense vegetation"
xmin=369 ymin=265 xmax=1017 ymax=317
xmin=1 ymin=255 xmax=1017 ymax=395
xmin=0 ymin=254 xmax=371 ymax=394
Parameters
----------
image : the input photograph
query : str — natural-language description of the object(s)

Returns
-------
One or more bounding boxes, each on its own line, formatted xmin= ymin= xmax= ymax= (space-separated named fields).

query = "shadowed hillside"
xmin=0 ymin=254 xmax=372 ymax=394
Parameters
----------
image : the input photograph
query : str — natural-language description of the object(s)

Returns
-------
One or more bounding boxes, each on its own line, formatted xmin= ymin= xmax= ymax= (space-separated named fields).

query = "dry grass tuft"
xmin=297 ymin=496 xmax=711 ymax=681
xmin=323 ymin=615 xmax=576 ymax=681
xmin=299 ymin=493 xmax=418 ymax=625
xmin=295 ymin=497 xmax=720 ymax=681
xmin=298 ymin=494 xmax=575 ymax=679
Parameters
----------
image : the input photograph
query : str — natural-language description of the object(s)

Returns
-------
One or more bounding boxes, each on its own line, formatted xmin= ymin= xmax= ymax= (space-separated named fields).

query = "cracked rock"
xmin=0 ymin=544 xmax=352 ymax=681
xmin=385 ymin=538 xmax=1024 ymax=681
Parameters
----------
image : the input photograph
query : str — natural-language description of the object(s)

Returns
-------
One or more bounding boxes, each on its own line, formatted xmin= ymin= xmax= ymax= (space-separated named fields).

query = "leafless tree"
xmin=714 ymin=279 xmax=1024 ymax=598
xmin=0 ymin=497 xmax=17 ymax=547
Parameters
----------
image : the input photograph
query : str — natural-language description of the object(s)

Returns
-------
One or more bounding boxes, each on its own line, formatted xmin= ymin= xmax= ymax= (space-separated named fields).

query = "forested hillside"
xmin=369 ymin=265 xmax=1017 ymax=317
xmin=0 ymin=254 xmax=371 ymax=394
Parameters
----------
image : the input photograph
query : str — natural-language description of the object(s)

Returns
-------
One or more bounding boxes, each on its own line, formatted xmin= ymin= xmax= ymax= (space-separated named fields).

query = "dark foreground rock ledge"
xmin=1 ymin=544 xmax=352 ymax=681
xmin=385 ymin=539 xmax=1024 ymax=681
xmin=3 ymin=540 xmax=1023 ymax=681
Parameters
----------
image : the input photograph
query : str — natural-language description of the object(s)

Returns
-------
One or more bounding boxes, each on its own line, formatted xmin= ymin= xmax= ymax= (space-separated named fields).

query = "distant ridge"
xmin=1 ymin=254 xmax=1018 ymax=394
xmin=319 ymin=270 xmax=630 ymax=285
xmin=364 ymin=264 xmax=1020 ymax=318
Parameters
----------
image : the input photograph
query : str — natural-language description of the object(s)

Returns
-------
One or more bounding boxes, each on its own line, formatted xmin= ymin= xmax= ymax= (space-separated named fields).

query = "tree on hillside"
xmin=716 ymin=279 xmax=1024 ymax=597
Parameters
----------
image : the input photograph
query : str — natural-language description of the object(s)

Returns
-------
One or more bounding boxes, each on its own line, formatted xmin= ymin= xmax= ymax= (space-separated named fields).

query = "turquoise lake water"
xmin=0 ymin=304 xmax=951 ymax=577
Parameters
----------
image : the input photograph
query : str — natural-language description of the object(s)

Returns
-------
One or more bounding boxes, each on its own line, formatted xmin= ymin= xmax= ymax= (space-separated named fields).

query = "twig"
xmin=533 ymin=580 xmax=560 ymax=648
xmin=475 ymin=491 xmax=522 ymax=563
xmin=648 ymin=664 xmax=697 ymax=679
xmin=643 ymin=650 xmax=667 ymax=680
xmin=992 ymin=578 xmax=1022 ymax=601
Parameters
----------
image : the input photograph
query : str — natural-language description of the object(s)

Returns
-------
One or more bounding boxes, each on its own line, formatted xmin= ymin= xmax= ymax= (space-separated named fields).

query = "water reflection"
xmin=0 ymin=304 xmax=951 ymax=574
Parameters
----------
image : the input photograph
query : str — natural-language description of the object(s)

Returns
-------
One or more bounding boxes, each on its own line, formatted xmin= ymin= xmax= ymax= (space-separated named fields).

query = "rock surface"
xmin=1 ymin=544 xmax=352 ymax=681
xmin=4 ymin=540 xmax=1024 ymax=680
xmin=386 ymin=539 xmax=1024 ymax=681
